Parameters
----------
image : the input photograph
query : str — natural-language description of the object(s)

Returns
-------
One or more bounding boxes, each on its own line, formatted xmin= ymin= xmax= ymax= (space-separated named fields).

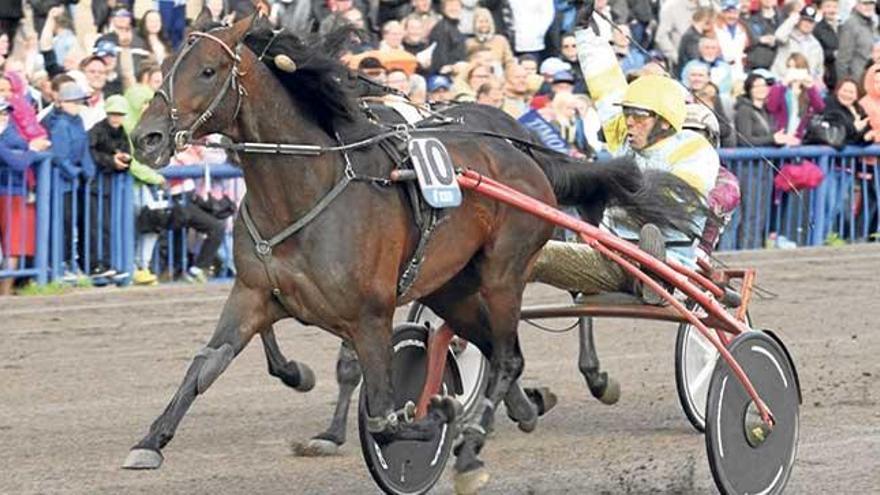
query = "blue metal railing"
xmin=2 ymin=145 xmax=879 ymax=286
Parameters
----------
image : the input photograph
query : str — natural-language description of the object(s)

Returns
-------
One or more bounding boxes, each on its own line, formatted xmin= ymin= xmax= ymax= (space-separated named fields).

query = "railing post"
xmin=122 ymin=173 xmax=135 ymax=278
xmin=35 ymin=158 xmax=51 ymax=285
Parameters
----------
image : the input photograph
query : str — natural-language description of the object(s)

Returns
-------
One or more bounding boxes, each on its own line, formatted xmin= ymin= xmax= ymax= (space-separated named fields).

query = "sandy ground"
xmin=2 ymin=244 xmax=879 ymax=494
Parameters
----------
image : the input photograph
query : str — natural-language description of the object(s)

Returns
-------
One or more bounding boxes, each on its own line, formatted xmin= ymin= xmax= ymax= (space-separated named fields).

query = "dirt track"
xmin=2 ymin=244 xmax=879 ymax=494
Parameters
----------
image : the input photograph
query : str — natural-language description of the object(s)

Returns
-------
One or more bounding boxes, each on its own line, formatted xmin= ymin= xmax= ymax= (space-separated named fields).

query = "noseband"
xmin=156 ymin=30 xmax=246 ymax=150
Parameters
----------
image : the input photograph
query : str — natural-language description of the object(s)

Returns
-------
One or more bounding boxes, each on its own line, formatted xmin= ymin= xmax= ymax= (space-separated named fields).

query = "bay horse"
xmin=125 ymin=13 xmax=705 ymax=492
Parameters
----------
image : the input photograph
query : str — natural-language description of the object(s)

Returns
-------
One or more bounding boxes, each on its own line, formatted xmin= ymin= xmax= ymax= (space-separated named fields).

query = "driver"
xmin=530 ymin=25 xmax=721 ymax=304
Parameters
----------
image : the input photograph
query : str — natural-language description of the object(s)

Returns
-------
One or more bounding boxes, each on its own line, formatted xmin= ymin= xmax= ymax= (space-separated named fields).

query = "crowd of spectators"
xmin=3 ymin=0 xmax=880 ymax=294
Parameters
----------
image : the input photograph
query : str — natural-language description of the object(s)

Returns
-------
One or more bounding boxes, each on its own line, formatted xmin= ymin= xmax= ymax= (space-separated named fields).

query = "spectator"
xmin=0 ymin=0 xmax=22 ymax=52
xmin=135 ymin=64 xmax=163 ymax=92
xmin=342 ymin=9 xmax=375 ymax=53
xmin=558 ymin=33 xmax=585 ymax=93
xmin=813 ymin=0 xmax=839 ymax=89
xmin=37 ymin=73 xmax=74 ymax=121
xmin=45 ymin=82 xmax=96 ymax=276
xmin=269 ymin=0 xmax=316 ymax=36
xmin=402 ymin=15 xmax=429 ymax=61
xmin=714 ymin=0 xmax=749 ymax=80
xmin=386 ymin=68 xmax=410 ymax=94
xmin=49 ymin=11 xmax=79 ymax=66
xmin=698 ymin=36 xmax=734 ymax=95
xmin=772 ymin=4 xmax=825 ymax=81
xmin=746 ymin=0 xmax=783 ymax=70
xmin=31 ymin=0 xmax=76 ymax=36
xmin=466 ymin=7 xmax=515 ymax=71
xmin=465 ymin=63 xmax=493 ymax=94
xmin=476 ymin=80 xmax=504 ymax=107
xmin=97 ymin=9 xmax=147 ymax=51
xmin=859 ymin=63 xmax=880 ymax=142
xmin=379 ymin=20 xmax=405 ymax=51
xmin=139 ymin=9 xmax=172 ymax=65
xmin=407 ymin=0 xmax=441 ymax=35
xmin=678 ymin=7 xmax=714 ymax=76
xmin=427 ymin=0 xmax=467 ymax=74
xmin=0 ymin=98 xmax=40 ymax=296
xmin=656 ymin=0 xmax=701 ymax=68
xmin=767 ymin=53 xmax=826 ymax=143
xmin=735 ymin=70 xmax=792 ymax=146
xmin=589 ymin=0 xmax=617 ymax=41
xmin=458 ymin=0 xmax=479 ymax=36
xmin=501 ymin=63 xmax=530 ymax=118
xmin=612 ymin=23 xmax=646 ymax=75
xmin=547 ymin=91 xmax=594 ymax=157
xmin=822 ymin=78 xmax=870 ymax=144
xmin=550 ymin=70 xmax=576 ymax=96
xmin=86 ymin=95 xmax=133 ymax=281
xmin=508 ymin=0 xmax=555 ymax=57
xmin=358 ymin=57 xmax=387 ymax=84
xmin=78 ymin=56 xmax=109 ymax=130
xmin=427 ymin=74 xmax=454 ymax=103
xmin=93 ymin=40 xmax=124 ymax=97
xmin=835 ymin=0 xmax=874 ymax=88
xmin=695 ymin=80 xmax=737 ymax=147
xmin=0 ymin=72 xmax=51 ymax=152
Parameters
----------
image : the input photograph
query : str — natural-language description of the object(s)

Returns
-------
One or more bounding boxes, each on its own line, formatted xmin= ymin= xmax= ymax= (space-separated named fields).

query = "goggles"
xmin=622 ymin=107 xmax=655 ymax=121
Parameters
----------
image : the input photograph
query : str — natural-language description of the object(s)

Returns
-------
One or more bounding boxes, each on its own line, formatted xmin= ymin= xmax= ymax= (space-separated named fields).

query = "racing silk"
xmin=575 ymin=28 xmax=720 ymax=264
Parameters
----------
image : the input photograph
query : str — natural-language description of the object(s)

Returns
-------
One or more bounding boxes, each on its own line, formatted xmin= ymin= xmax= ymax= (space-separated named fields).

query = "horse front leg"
xmin=293 ymin=340 xmax=361 ymax=457
xmin=122 ymin=282 xmax=277 ymax=469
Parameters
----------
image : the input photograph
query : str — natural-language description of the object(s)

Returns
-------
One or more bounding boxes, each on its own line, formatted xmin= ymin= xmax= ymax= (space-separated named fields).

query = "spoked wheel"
xmin=358 ymin=324 xmax=458 ymax=495
xmin=407 ymin=303 xmax=490 ymax=423
xmin=705 ymin=331 xmax=800 ymax=495
xmin=675 ymin=306 xmax=752 ymax=433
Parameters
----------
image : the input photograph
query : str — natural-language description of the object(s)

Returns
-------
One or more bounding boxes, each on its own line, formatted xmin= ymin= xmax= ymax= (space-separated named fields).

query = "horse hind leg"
xmin=122 ymin=283 xmax=274 ymax=469
xmin=292 ymin=340 xmax=361 ymax=457
xmin=577 ymin=316 xmax=620 ymax=405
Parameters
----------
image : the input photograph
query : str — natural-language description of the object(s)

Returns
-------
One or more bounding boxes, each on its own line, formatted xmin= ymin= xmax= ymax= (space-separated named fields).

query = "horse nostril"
xmin=140 ymin=131 xmax=164 ymax=150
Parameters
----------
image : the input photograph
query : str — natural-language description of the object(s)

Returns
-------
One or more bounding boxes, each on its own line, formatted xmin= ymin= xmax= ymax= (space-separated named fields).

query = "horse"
xmin=125 ymin=13 xmax=705 ymax=492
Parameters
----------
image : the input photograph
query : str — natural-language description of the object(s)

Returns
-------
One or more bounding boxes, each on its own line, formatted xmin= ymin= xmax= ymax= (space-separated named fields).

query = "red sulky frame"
xmin=413 ymin=169 xmax=774 ymax=431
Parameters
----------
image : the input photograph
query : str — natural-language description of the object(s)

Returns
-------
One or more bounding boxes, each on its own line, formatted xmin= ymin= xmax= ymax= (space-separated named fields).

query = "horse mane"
xmin=242 ymin=20 xmax=370 ymax=137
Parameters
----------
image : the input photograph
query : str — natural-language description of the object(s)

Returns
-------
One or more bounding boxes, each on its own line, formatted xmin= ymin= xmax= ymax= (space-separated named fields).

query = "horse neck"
xmin=235 ymin=73 xmax=343 ymax=227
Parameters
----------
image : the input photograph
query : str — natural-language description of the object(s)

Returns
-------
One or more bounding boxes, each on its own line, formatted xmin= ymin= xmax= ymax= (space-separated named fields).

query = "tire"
xmin=675 ymin=305 xmax=752 ymax=433
xmin=406 ymin=303 xmax=490 ymax=423
xmin=705 ymin=331 xmax=799 ymax=495
xmin=357 ymin=324 xmax=458 ymax=495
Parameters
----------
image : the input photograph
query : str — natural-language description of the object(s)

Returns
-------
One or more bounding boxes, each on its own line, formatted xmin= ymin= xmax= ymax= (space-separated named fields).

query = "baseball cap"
xmin=551 ymin=70 xmax=575 ymax=85
xmin=104 ymin=95 xmax=129 ymax=115
xmin=539 ymin=57 xmax=572 ymax=76
xmin=57 ymin=82 xmax=89 ymax=102
xmin=427 ymin=75 xmax=452 ymax=92
xmin=799 ymin=6 xmax=820 ymax=22
xmin=111 ymin=8 xmax=133 ymax=19
xmin=94 ymin=39 xmax=119 ymax=58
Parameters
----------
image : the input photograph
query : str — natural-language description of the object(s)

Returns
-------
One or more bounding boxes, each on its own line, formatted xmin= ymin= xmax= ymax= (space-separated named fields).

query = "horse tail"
xmin=530 ymin=151 xmax=707 ymax=238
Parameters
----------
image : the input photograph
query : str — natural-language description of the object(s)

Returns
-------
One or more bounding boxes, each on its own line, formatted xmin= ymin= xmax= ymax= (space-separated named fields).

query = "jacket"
xmin=836 ymin=12 xmax=873 ymax=86
xmin=44 ymin=109 xmax=96 ymax=191
xmin=427 ymin=15 xmax=468 ymax=74
xmin=574 ymin=27 xmax=719 ymax=261
xmin=772 ymin=16 xmax=825 ymax=80
xmin=89 ymin=119 xmax=131 ymax=195
xmin=766 ymin=83 xmax=826 ymax=138
xmin=813 ymin=19 xmax=839 ymax=88
xmin=822 ymin=96 xmax=868 ymax=145
xmin=734 ymin=96 xmax=777 ymax=147
xmin=0 ymin=123 xmax=39 ymax=196
xmin=745 ymin=10 xmax=782 ymax=69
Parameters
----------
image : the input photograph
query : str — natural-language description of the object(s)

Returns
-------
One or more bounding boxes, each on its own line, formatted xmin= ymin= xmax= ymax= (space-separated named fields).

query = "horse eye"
xmin=201 ymin=67 xmax=216 ymax=78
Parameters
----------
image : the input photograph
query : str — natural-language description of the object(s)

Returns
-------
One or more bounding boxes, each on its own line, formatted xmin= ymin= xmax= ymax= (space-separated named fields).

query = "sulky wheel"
xmin=407 ymin=303 xmax=490 ymax=423
xmin=705 ymin=331 xmax=800 ymax=495
xmin=358 ymin=323 xmax=459 ymax=495
xmin=675 ymin=308 xmax=752 ymax=433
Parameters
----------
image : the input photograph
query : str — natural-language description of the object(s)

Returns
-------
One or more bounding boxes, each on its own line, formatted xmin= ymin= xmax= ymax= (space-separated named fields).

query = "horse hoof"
xmin=597 ymin=377 xmax=620 ymax=405
xmin=454 ymin=466 xmax=490 ymax=495
xmin=517 ymin=416 xmax=537 ymax=433
xmin=294 ymin=362 xmax=315 ymax=392
xmin=122 ymin=448 xmax=163 ymax=469
xmin=291 ymin=438 xmax=340 ymax=457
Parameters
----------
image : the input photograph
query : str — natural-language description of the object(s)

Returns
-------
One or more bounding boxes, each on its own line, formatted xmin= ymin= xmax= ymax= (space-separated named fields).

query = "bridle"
xmin=155 ymin=30 xmax=247 ymax=151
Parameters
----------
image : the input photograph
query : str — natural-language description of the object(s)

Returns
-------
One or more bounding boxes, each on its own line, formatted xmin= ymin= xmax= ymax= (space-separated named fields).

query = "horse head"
xmin=132 ymin=15 xmax=258 ymax=168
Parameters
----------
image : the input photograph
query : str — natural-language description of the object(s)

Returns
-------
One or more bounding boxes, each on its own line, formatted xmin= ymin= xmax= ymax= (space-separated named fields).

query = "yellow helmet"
xmin=619 ymin=75 xmax=687 ymax=132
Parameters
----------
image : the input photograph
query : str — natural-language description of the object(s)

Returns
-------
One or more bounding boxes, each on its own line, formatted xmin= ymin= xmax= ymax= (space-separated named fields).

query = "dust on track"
xmin=1 ymin=245 xmax=878 ymax=494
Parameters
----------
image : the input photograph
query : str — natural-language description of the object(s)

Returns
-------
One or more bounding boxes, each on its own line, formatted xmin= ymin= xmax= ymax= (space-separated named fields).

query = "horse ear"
xmin=191 ymin=7 xmax=215 ymax=32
